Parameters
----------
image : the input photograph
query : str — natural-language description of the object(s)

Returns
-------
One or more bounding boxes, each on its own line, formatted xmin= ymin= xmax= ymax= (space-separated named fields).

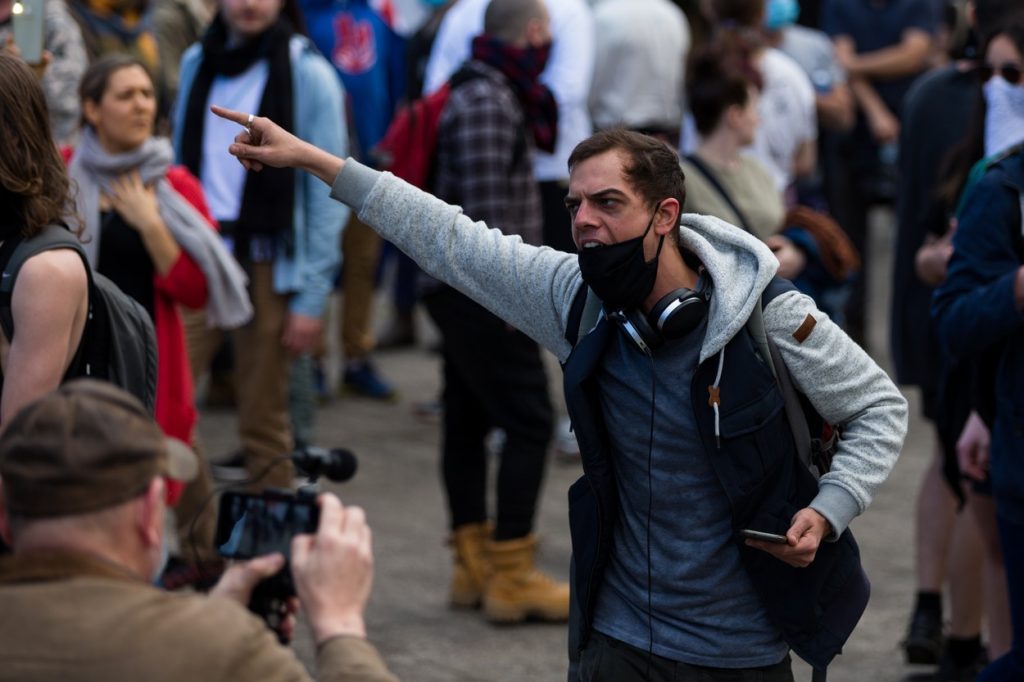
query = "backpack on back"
xmin=372 ymin=67 xmax=488 ymax=188
xmin=0 ymin=224 xmax=158 ymax=411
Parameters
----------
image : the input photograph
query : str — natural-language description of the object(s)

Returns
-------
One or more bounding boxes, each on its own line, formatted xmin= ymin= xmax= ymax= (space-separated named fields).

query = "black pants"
xmin=579 ymin=631 xmax=794 ymax=682
xmin=423 ymin=287 xmax=553 ymax=541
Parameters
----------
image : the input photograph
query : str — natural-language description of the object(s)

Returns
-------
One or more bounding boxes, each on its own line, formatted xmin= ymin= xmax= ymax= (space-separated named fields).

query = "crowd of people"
xmin=0 ymin=0 xmax=1022 ymax=680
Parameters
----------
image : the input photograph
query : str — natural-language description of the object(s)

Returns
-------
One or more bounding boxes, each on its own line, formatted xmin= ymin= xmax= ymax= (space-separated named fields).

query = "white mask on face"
xmin=984 ymin=76 xmax=1024 ymax=158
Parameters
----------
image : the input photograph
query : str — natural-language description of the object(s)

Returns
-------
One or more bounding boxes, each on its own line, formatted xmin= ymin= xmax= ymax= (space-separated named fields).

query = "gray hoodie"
xmin=331 ymin=159 xmax=908 ymax=537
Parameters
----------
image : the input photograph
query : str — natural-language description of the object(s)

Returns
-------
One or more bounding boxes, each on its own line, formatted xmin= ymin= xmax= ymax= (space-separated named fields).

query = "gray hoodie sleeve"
xmin=763 ymin=290 xmax=908 ymax=539
xmin=331 ymin=160 xmax=581 ymax=361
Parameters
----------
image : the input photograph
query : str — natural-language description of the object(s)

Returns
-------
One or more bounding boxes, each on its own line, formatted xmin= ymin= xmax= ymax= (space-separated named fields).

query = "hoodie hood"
xmin=679 ymin=212 xmax=778 ymax=363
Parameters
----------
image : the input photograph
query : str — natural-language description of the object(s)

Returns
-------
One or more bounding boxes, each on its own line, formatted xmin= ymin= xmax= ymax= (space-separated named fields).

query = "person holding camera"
xmin=0 ymin=379 xmax=397 ymax=682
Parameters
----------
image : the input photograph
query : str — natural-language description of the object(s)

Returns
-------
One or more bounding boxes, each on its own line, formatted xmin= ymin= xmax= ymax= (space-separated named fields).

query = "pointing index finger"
xmin=211 ymin=104 xmax=250 ymax=127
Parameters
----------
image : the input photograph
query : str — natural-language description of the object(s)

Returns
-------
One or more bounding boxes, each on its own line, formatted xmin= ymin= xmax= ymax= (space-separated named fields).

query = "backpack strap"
xmin=684 ymin=155 xmax=754 ymax=235
xmin=0 ymin=225 xmax=88 ymax=342
xmin=564 ymin=285 xmax=603 ymax=348
xmin=748 ymin=277 xmax=816 ymax=476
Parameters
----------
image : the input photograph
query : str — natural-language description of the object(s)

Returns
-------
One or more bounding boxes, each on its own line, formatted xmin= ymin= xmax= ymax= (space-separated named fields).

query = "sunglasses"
xmin=977 ymin=62 xmax=1023 ymax=85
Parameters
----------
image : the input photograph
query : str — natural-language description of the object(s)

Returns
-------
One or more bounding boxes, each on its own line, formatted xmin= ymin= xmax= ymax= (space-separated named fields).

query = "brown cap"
xmin=0 ymin=380 xmax=197 ymax=518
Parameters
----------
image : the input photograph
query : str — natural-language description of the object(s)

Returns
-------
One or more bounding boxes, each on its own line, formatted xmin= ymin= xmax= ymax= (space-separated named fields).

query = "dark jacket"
xmin=933 ymin=148 xmax=1024 ymax=521
xmin=564 ymin=281 xmax=870 ymax=673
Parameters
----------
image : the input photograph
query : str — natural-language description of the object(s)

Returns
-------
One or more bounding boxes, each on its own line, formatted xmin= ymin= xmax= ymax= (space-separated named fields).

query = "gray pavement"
xmin=195 ymin=209 xmax=949 ymax=682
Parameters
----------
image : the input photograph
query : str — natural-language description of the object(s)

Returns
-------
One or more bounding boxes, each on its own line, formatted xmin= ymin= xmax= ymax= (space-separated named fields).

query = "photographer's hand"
xmin=291 ymin=493 xmax=373 ymax=643
xmin=209 ymin=553 xmax=300 ymax=641
xmin=210 ymin=552 xmax=284 ymax=603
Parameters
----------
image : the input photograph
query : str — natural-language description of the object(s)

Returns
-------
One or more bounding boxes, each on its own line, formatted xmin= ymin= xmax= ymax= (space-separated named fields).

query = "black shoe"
xmin=210 ymin=451 xmax=247 ymax=481
xmin=903 ymin=608 xmax=945 ymax=665
xmin=932 ymin=648 xmax=987 ymax=681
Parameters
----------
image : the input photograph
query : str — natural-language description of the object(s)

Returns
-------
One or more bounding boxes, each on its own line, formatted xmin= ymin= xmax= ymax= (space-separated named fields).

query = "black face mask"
xmin=577 ymin=204 xmax=665 ymax=313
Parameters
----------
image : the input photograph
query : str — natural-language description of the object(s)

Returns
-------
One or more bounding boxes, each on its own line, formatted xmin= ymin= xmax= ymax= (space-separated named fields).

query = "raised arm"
xmin=212 ymin=106 xmax=582 ymax=360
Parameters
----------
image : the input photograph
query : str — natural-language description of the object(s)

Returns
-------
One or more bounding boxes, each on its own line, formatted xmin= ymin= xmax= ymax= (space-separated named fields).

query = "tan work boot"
xmin=483 ymin=535 xmax=570 ymax=623
xmin=448 ymin=522 xmax=493 ymax=609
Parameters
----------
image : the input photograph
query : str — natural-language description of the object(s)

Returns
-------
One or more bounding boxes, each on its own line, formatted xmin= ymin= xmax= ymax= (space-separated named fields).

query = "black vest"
xmin=562 ymin=279 xmax=869 ymax=674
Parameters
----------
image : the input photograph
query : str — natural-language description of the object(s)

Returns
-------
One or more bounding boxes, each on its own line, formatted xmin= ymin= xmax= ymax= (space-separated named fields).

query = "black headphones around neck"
xmin=608 ymin=274 xmax=711 ymax=355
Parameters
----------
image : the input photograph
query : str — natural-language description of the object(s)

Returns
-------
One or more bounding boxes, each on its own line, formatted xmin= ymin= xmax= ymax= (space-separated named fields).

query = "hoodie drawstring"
xmin=708 ymin=348 xmax=725 ymax=448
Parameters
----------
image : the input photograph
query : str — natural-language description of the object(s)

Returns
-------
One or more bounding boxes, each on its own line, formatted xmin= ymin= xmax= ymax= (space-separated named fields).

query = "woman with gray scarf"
xmin=67 ymin=54 xmax=251 ymax=582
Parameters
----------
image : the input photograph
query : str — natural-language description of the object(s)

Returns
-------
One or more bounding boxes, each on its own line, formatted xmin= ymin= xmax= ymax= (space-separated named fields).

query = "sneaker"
xmin=903 ymin=607 xmax=945 ymax=665
xmin=342 ymin=361 xmax=397 ymax=401
xmin=210 ymin=451 xmax=248 ymax=482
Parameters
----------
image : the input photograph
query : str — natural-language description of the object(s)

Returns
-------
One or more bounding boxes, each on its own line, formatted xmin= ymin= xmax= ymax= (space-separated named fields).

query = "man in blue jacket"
xmin=214 ymin=110 xmax=909 ymax=680
xmin=933 ymin=144 xmax=1024 ymax=682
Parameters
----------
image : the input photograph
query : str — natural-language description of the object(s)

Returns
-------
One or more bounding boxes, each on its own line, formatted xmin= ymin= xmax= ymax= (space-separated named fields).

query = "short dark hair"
xmin=567 ymin=129 xmax=687 ymax=222
xmin=976 ymin=0 xmax=1024 ymax=44
xmin=687 ymin=37 xmax=763 ymax=136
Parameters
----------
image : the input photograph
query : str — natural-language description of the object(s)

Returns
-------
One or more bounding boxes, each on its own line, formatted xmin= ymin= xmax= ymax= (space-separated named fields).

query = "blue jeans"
xmin=977 ymin=513 xmax=1024 ymax=681
xmin=578 ymin=630 xmax=794 ymax=682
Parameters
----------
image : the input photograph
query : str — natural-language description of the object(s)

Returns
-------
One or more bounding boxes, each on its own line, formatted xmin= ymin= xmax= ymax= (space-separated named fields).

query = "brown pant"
xmin=184 ymin=262 xmax=295 ymax=489
xmin=340 ymin=214 xmax=382 ymax=360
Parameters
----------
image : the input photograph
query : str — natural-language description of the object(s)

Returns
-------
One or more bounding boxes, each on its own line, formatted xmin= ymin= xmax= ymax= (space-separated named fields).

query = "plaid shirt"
xmin=433 ymin=60 xmax=542 ymax=246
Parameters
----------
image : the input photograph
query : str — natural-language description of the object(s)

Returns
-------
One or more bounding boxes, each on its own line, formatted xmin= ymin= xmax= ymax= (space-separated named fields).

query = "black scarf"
xmin=470 ymin=35 xmax=558 ymax=153
xmin=181 ymin=14 xmax=295 ymax=255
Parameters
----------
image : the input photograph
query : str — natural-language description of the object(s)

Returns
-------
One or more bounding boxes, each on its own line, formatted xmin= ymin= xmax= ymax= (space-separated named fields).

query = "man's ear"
xmin=653 ymin=198 xmax=681 ymax=236
xmin=135 ymin=478 xmax=164 ymax=549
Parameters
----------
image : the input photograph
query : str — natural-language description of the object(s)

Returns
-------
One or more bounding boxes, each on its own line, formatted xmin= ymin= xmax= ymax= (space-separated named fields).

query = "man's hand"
xmin=210 ymin=105 xmax=344 ymax=185
xmin=282 ymin=312 xmax=323 ymax=355
xmin=210 ymin=553 xmax=285 ymax=604
xmin=209 ymin=553 xmax=300 ymax=642
xmin=745 ymin=508 xmax=831 ymax=568
xmin=291 ymin=493 xmax=374 ymax=644
xmin=957 ymin=410 xmax=990 ymax=483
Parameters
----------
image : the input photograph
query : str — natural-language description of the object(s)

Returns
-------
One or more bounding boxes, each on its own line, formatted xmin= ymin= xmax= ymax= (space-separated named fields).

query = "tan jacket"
xmin=0 ymin=550 xmax=398 ymax=682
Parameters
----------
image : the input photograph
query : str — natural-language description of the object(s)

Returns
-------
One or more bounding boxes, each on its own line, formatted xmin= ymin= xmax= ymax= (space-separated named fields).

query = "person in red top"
xmin=67 ymin=53 xmax=253 ymax=581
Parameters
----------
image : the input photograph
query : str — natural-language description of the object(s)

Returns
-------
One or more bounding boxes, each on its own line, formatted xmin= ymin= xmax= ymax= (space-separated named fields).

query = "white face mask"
xmin=983 ymin=76 xmax=1024 ymax=158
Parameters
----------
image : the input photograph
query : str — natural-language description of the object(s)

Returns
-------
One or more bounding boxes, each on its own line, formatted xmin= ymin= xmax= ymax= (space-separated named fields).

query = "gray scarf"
xmin=68 ymin=129 xmax=253 ymax=329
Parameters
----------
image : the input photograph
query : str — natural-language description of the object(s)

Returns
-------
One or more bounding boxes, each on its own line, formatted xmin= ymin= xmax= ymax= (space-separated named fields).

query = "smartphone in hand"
xmin=739 ymin=528 xmax=789 ymax=544
xmin=11 ymin=0 xmax=45 ymax=65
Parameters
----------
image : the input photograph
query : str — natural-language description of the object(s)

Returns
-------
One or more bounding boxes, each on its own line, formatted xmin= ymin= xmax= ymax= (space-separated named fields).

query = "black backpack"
xmin=0 ymin=224 xmax=158 ymax=411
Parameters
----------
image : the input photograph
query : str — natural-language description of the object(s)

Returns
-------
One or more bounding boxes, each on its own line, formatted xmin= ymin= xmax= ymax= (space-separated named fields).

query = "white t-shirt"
xmin=746 ymin=47 xmax=817 ymax=191
xmin=588 ymin=0 xmax=690 ymax=132
xmin=200 ymin=60 xmax=269 ymax=222
xmin=423 ymin=0 xmax=595 ymax=182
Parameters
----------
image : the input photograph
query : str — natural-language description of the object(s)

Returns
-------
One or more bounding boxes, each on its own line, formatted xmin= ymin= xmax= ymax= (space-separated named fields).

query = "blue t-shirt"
xmin=591 ymin=318 xmax=788 ymax=667
xmin=302 ymin=0 xmax=406 ymax=162
xmin=822 ymin=0 xmax=938 ymax=116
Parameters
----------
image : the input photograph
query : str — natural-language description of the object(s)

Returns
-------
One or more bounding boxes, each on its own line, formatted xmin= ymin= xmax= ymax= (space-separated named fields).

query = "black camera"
xmin=211 ymin=446 xmax=357 ymax=641
xmin=215 ymin=488 xmax=320 ymax=561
